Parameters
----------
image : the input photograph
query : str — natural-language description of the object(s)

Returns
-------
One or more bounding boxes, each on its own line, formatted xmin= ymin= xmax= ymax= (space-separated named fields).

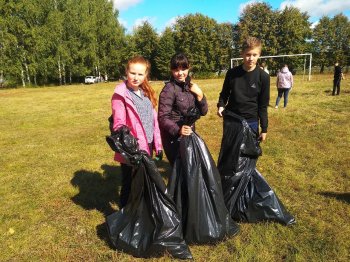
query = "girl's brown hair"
xmin=126 ymin=56 xmax=157 ymax=108
xmin=170 ymin=53 xmax=190 ymax=70
xmin=170 ymin=53 xmax=192 ymax=86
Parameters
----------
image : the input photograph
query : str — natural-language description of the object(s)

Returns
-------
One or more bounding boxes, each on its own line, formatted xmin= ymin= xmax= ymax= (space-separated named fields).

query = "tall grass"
xmin=0 ymin=75 xmax=349 ymax=261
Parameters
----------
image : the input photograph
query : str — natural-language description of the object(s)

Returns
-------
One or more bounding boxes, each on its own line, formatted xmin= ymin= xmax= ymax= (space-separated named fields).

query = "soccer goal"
xmin=230 ymin=53 xmax=313 ymax=80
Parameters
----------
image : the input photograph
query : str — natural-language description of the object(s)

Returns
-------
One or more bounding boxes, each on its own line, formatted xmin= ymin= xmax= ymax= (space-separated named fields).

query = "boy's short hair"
xmin=242 ymin=36 xmax=262 ymax=52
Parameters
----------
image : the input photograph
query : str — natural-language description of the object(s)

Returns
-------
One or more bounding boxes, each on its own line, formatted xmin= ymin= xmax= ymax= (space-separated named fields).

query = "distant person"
xmin=275 ymin=64 xmax=293 ymax=108
xmin=110 ymin=56 xmax=163 ymax=208
xmin=333 ymin=62 xmax=344 ymax=96
xmin=261 ymin=62 xmax=269 ymax=74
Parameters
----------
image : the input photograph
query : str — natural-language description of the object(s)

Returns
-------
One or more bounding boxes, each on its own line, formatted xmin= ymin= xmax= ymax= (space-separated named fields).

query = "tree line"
xmin=1 ymin=1 xmax=349 ymax=87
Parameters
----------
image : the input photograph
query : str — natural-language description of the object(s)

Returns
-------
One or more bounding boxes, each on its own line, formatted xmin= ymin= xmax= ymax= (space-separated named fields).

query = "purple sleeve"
xmin=158 ymin=85 xmax=180 ymax=137
xmin=196 ymin=95 xmax=208 ymax=116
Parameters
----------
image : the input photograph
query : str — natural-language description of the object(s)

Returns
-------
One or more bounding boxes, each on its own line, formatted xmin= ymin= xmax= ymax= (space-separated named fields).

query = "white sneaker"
xmin=275 ymin=105 xmax=278 ymax=109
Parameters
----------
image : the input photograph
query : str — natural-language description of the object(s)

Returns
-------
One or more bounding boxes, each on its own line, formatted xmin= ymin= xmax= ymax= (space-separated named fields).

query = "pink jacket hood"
xmin=277 ymin=67 xmax=293 ymax=89
xmin=111 ymin=81 xmax=162 ymax=163
xmin=281 ymin=67 xmax=290 ymax=73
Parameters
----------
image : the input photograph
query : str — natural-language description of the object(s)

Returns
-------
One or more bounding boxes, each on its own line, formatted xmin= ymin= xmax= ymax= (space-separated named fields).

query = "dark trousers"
xmin=275 ymin=88 xmax=291 ymax=107
xmin=119 ymin=143 xmax=153 ymax=208
xmin=161 ymin=135 xmax=180 ymax=167
xmin=333 ymin=78 xmax=341 ymax=95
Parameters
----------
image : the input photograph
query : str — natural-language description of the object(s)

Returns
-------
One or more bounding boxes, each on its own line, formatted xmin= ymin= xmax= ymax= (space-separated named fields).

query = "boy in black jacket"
xmin=333 ymin=62 xmax=344 ymax=96
xmin=217 ymin=36 xmax=270 ymax=141
xmin=215 ymin=38 xmax=296 ymax=226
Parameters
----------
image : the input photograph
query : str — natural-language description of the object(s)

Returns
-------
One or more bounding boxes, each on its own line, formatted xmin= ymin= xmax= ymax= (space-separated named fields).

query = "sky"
xmin=111 ymin=0 xmax=350 ymax=34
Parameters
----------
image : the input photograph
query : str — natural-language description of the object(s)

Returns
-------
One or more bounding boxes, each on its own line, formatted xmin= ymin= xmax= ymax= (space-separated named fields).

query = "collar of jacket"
xmin=114 ymin=81 xmax=137 ymax=107
xmin=171 ymin=76 xmax=191 ymax=91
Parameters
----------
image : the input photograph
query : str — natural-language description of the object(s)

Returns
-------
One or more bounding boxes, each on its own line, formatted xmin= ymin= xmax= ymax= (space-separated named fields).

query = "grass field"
xmin=0 ymin=74 xmax=349 ymax=261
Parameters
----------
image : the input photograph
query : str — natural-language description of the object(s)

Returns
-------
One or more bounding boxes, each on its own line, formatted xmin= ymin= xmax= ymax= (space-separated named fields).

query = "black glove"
xmin=155 ymin=150 xmax=163 ymax=161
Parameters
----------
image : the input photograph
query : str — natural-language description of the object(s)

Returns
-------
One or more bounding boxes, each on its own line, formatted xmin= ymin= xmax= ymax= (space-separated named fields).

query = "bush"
xmin=192 ymin=71 xmax=222 ymax=79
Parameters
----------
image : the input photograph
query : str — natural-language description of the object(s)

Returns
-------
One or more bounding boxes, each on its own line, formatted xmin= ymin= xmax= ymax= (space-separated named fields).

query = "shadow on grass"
xmin=71 ymin=160 xmax=171 ymax=250
xmin=71 ymin=164 xmax=122 ymax=216
xmin=324 ymin=89 xmax=350 ymax=95
xmin=319 ymin=191 xmax=350 ymax=204
xmin=96 ymin=222 xmax=115 ymax=249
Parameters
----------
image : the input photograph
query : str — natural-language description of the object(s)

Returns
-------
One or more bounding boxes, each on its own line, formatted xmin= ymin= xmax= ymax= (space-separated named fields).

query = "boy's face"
xmin=242 ymin=47 xmax=261 ymax=70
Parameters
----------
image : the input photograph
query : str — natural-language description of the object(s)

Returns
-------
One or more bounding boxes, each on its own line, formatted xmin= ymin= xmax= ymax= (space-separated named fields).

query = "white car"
xmin=84 ymin=76 xmax=96 ymax=84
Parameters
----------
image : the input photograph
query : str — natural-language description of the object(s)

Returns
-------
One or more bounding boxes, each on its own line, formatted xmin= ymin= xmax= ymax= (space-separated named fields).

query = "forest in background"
xmin=0 ymin=0 xmax=349 ymax=87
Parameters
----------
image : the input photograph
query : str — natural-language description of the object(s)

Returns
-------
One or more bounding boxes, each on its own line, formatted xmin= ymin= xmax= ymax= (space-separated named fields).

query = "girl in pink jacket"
xmin=111 ymin=56 xmax=162 ymax=208
xmin=275 ymin=64 xmax=293 ymax=108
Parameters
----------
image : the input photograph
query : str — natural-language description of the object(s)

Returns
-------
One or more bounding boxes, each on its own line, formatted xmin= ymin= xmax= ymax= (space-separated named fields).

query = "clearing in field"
xmin=0 ymin=74 xmax=349 ymax=261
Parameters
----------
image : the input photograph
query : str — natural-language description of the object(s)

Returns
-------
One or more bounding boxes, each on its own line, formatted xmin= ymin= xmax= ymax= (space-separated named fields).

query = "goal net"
xmin=230 ymin=53 xmax=313 ymax=80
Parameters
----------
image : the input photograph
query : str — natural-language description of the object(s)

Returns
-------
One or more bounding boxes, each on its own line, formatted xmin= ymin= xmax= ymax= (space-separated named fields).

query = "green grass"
xmin=0 ymin=75 xmax=349 ymax=261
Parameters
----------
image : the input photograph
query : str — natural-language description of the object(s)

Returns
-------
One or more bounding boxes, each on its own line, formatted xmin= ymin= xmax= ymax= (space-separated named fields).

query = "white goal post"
xmin=230 ymin=53 xmax=313 ymax=81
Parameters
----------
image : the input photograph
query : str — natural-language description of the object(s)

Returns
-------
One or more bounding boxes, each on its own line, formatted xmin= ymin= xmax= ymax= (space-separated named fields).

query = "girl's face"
xmin=126 ymin=63 xmax=147 ymax=90
xmin=242 ymin=47 xmax=261 ymax=71
xmin=171 ymin=67 xmax=189 ymax=83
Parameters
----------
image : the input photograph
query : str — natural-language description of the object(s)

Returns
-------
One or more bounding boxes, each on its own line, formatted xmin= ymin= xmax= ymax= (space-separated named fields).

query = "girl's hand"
xmin=179 ymin=125 xmax=193 ymax=136
xmin=190 ymin=83 xmax=204 ymax=101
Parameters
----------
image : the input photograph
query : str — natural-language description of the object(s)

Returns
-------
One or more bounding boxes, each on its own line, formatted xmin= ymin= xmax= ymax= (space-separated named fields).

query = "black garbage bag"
xmin=105 ymin=126 xmax=192 ymax=259
xmin=218 ymin=111 xmax=295 ymax=225
xmin=168 ymin=108 xmax=240 ymax=244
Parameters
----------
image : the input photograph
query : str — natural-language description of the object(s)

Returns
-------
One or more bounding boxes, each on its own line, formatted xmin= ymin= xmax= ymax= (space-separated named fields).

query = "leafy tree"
xmin=275 ymin=6 xmax=311 ymax=72
xmin=214 ymin=23 xmax=234 ymax=75
xmin=312 ymin=14 xmax=349 ymax=73
xmin=84 ymin=0 xmax=126 ymax=81
xmin=236 ymin=3 xmax=312 ymax=74
xmin=236 ymin=2 xmax=278 ymax=56
xmin=172 ymin=13 xmax=220 ymax=75
xmin=0 ymin=0 xmax=45 ymax=86
xmin=331 ymin=14 xmax=350 ymax=66
xmin=1 ymin=0 xmax=349 ymax=87
xmin=276 ymin=7 xmax=311 ymax=53
xmin=129 ymin=21 xmax=159 ymax=79
xmin=0 ymin=0 xmax=18 ymax=86
xmin=312 ymin=16 xmax=335 ymax=73
xmin=45 ymin=0 xmax=66 ymax=85
xmin=154 ymin=27 xmax=175 ymax=79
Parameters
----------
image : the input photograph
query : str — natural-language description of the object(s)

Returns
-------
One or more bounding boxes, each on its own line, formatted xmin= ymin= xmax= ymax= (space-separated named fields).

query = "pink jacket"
xmin=277 ymin=67 xmax=293 ymax=89
xmin=111 ymin=81 xmax=162 ymax=163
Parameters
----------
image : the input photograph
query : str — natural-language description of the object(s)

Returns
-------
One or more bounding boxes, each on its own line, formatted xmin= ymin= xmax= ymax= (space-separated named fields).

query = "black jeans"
xmin=333 ymin=78 xmax=341 ymax=95
xmin=161 ymin=136 xmax=179 ymax=167
xmin=119 ymin=143 xmax=153 ymax=208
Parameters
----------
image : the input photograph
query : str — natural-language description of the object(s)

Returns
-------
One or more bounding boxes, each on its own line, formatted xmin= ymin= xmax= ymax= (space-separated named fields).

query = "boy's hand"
xmin=259 ymin=133 xmax=267 ymax=142
xmin=217 ymin=107 xmax=224 ymax=117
